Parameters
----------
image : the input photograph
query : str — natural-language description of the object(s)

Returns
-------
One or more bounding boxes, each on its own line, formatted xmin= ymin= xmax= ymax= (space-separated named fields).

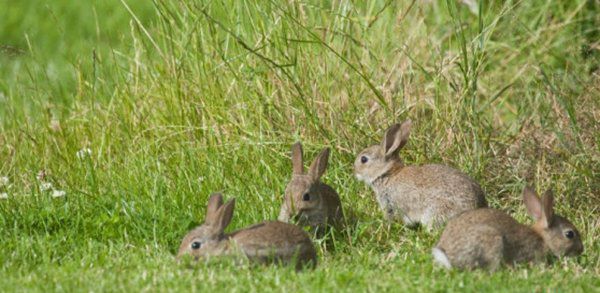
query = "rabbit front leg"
xmin=376 ymin=192 xmax=396 ymax=220
xmin=376 ymin=192 xmax=416 ymax=226
xmin=278 ymin=205 xmax=291 ymax=222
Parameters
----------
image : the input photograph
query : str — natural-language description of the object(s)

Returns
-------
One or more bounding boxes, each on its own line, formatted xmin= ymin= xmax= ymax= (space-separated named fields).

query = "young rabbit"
xmin=178 ymin=193 xmax=317 ymax=269
xmin=432 ymin=187 xmax=584 ymax=270
xmin=354 ymin=120 xmax=486 ymax=230
xmin=278 ymin=142 xmax=344 ymax=232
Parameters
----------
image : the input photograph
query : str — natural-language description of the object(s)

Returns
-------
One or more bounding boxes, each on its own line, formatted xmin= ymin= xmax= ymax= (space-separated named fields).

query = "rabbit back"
xmin=434 ymin=225 xmax=505 ymax=270
xmin=230 ymin=221 xmax=317 ymax=269
xmin=376 ymin=164 xmax=486 ymax=228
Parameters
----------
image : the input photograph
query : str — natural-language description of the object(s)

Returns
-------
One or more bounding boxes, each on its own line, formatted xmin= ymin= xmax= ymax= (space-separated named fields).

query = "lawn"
xmin=0 ymin=0 xmax=599 ymax=292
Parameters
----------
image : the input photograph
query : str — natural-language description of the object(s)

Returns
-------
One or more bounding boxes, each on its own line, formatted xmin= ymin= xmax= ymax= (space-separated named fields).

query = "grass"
xmin=1 ymin=0 xmax=599 ymax=291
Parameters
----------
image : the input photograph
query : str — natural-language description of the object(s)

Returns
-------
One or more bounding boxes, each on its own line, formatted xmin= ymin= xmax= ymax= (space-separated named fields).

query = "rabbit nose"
xmin=568 ymin=243 xmax=584 ymax=256
xmin=576 ymin=242 xmax=584 ymax=255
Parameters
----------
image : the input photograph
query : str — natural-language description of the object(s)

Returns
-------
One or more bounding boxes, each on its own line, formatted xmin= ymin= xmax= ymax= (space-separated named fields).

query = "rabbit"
xmin=354 ymin=120 xmax=487 ymax=230
xmin=178 ymin=193 xmax=317 ymax=270
xmin=432 ymin=187 xmax=584 ymax=270
xmin=278 ymin=142 xmax=344 ymax=233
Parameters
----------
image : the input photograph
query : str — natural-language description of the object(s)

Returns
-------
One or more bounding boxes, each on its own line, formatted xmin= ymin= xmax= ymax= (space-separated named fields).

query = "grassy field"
xmin=1 ymin=0 xmax=599 ymax=291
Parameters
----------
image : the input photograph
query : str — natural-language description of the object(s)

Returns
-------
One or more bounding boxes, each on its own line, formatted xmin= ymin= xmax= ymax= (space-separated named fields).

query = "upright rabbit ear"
xmin=211 ymin=198 xmax=235 ymax=234
xmin=523 ymin=186 xmax=543 ymax=222
xmin=205 ymin=193 xmax=224 ymax=225
xmin=308 ymin=148 xmax=330 ymax=181
xmin=381 ymin=120 xmax=412 ymax=159
xmin=541 ymin=189 xmax=555 ymax=228
xmin=291 ymin=142 xmax=304 ymax=175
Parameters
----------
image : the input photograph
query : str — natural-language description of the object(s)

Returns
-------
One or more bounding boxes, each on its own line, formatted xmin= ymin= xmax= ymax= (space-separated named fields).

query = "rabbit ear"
xmin=523 ymin=187 xmax=543 ymax=222
xmin=381 ymin=120 xmax=412 ymax=159
xmin=291 ymin=142 xmax=304 ymax=175
xmin=211 ymin=198 xmax=235 ymax=234
xmin=205 ymin=193 xmax=224 ymax=225
xmin=308 ymin=148 xmax=330 ymax=181
xmin=541 ymin=189 xmax=555 ymax=228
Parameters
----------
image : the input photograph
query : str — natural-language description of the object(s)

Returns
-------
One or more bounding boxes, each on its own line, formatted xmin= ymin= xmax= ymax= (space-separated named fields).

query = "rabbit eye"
xmin=565 ymin=230 xmax=575 ymax=239
xmin=191 ymin=241 xmax=202 ymax=250
xmin=302 ymin=193 xmax=310 ymax=201
xmin=360 ymin=156 xmax=368 ymax=163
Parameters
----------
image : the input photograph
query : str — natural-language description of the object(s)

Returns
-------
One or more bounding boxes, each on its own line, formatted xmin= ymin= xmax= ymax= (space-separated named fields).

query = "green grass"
xmin=1 ymin=0 xmax=599 ymax=291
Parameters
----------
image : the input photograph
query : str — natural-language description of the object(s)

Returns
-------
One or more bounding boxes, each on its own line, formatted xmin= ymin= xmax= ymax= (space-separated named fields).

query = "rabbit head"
xmin=354 ymin=120 xmax=412 ymax=185
xmin=279 ymin=142 xmax=332 ymax=227
xmin=177 ymin=193 xmax=235 ymax=259
xmin=523 ymin=187 xmax=584 ymax=257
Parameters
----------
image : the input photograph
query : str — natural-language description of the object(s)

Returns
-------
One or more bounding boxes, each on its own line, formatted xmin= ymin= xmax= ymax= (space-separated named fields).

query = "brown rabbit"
xmin=432 ymin=187 xmax=584 ymax=270
xmin=354 ymin=120 xmax=487 ymax=230
xmin=278 ymin=142 xmax=344 ymax=232
xmin=178 ymin=193 xmax=317 ymax=269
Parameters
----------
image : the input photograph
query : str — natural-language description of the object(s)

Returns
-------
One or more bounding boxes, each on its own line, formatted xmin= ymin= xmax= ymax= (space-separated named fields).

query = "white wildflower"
xmin=76 ymin=148 xmax=92 ymax=159
xmin=0 ymin=192 xmax=8 ymax=199
xmin=0 ymin=176 xmax=9 ymax=187
xmin=37 ymin=170 xmax=47 ymax=181
xmin=461 ymin=0 xmax=479 ymax=15
xmin=40 ymin=182 xmax=53 ymax=192
xmin=50 ymin=119 xmax=61 ymax=132
xmin=198 ymin=176 xmax=205 ymax=184
xmin=52 ymin=190 xmax=66 ymax=198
